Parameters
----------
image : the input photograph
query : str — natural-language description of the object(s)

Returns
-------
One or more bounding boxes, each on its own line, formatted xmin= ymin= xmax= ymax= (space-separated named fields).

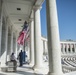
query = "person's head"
xmin=12 ymin=53 xmax=14 ymax=55
xmin=24 ymin=21 xmax=27 ymax=24
xmin=21 ymin=50 xmax=22 ymax=52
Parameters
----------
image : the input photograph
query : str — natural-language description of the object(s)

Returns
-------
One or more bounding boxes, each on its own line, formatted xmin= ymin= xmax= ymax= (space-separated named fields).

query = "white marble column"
xmin=33 ymin=6 xmax=43 ymax=69
xmin=70 ymin=44 xmax=72 ymax=53
xmin=68 ymin=44 xmax=70 ymax=53
xmin=62 ymin=43 xmax=65 ymax=54
xmin=13 ymin=33 xmax=16 ymax=53
xmin=74 ymin=44 xmax=76 ymax=53
xmin=62 ymin=44 xmax=65 ymax=54
xmin=29 ymin=10 xmax=34 ymax=66
xmin=10 ymin=26 xmax=13 ymax=55
xmin=26 ymin=42 xmax=30 ymax=62
xmin=0 ymin=0 xmax=3 ymax=63
xmin=64 ymin=44 xmax=66 ymax=54
xmin=7 ymin=26 xmax=14 ymax=61
xmin=66 ymin=44 xmax=68 ymax=54
xmin=15 ymin=33 xmax=18 ymax=58
xmin=43 ymin=40 xmax=46 ymax=53
xmin=29 ymin=19 xmax=34 ymax=66
xmin=5 ymin=17 xmax=8 ymax=62
xmin=45 ymin=41 xmax=48 ymax=53
xmin=7 ymin=27 xmax=11 ymax=61
xmin=13 ymin=32 xmax=18 ymax=58
xmin=60 ymin=43 xmax=62 ymax=54
xmin=1 ymin=18 xmax=8 ymax=67
xmin=46 ymin=0 xmax=63 ymax=75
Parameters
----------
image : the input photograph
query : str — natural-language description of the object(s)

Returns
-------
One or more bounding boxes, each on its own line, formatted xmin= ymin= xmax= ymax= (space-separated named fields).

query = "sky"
xmin=40 ymin=0 xmax=76 ymax=41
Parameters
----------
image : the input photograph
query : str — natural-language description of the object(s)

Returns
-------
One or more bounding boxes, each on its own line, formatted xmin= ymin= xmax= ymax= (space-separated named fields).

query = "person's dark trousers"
xmin=19 ymin=60 xmax=23 ymax=66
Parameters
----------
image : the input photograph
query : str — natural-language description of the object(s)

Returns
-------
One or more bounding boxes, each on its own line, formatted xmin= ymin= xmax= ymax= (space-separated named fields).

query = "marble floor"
xmin=0 ymin=62 xmax=49 ymax=75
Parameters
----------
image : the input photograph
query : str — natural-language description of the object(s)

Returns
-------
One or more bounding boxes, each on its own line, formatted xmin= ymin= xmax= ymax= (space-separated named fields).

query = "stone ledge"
xmin=1 ymin=66 xmax=8 ymax=72
xmin=1 ymin=66 xmax=17 ymax=72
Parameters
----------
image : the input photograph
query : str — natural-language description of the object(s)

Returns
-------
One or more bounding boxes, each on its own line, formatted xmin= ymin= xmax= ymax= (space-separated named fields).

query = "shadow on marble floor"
xmin=0 ymin=73 xmax=6 ymax=75
xmin=16 ymin=70 xmax=46 ymax=75
xmin=0 ymin=64 xmax=48 ymax=75
xmin=16 ymin=70 xmax=34 ymax=75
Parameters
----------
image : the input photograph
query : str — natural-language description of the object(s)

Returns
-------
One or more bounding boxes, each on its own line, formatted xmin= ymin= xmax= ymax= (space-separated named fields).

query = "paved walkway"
xmin=0 ymin=62 xmax=49 ymax=75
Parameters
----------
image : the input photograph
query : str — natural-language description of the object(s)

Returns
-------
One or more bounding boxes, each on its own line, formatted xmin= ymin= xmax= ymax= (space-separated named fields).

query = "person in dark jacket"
xmin=23 ymin=50 xmax=27 ymax=63
xmin=19 ymin=50 xmax=23 ymax=66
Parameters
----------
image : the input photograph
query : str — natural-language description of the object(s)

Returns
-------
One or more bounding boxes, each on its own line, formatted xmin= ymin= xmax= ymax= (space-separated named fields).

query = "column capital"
xmin=33 ymin=5 xmax=42 ymax=11
xmin=28 ymin=18 xmax=34 ymax=23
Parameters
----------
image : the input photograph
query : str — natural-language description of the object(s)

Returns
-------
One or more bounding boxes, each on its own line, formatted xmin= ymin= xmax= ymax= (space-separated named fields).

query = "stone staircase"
xmin=61 ymin=55 xmax=76 ymax=73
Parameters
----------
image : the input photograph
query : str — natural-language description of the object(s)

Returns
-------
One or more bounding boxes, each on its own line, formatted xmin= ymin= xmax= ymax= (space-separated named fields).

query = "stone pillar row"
xmin=61 ymin=43 xmax=76 ymax=54
xmin=0 ymin=19 xmax=18 ymax=66
xmin=0 ymin=0 xmax=64 ymax=75
xmin=0 ymin=7 xmax=18 ymax=66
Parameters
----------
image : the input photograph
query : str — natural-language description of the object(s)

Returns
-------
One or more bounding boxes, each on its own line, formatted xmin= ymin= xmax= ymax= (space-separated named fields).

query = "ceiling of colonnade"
xmin=3 ymin=0 xmax=44 ymax=33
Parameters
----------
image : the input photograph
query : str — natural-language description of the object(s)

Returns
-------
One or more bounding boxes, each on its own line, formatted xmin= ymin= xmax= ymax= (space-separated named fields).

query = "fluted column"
xmin=33 ymin=6 xmax=43 ymax=69
xmin=46 ymin=0 xmax=63 ymax=75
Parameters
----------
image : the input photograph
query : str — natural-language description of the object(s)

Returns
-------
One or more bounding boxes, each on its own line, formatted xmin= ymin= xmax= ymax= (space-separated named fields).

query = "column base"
xmin=7 ymin=55 xmax=10 ymax=61
xmin=48 ymin=72 xmax=64 ymax=75
xmin=33 ymin=65 xmax=49 ymax=74
xmin=29 ymin=63 xmax=34 ymax=67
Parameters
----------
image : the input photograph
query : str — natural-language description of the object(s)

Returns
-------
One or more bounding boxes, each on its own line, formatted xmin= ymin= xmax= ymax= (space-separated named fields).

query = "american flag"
xmin=17 ymin=21 xmax=28 ymax=45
